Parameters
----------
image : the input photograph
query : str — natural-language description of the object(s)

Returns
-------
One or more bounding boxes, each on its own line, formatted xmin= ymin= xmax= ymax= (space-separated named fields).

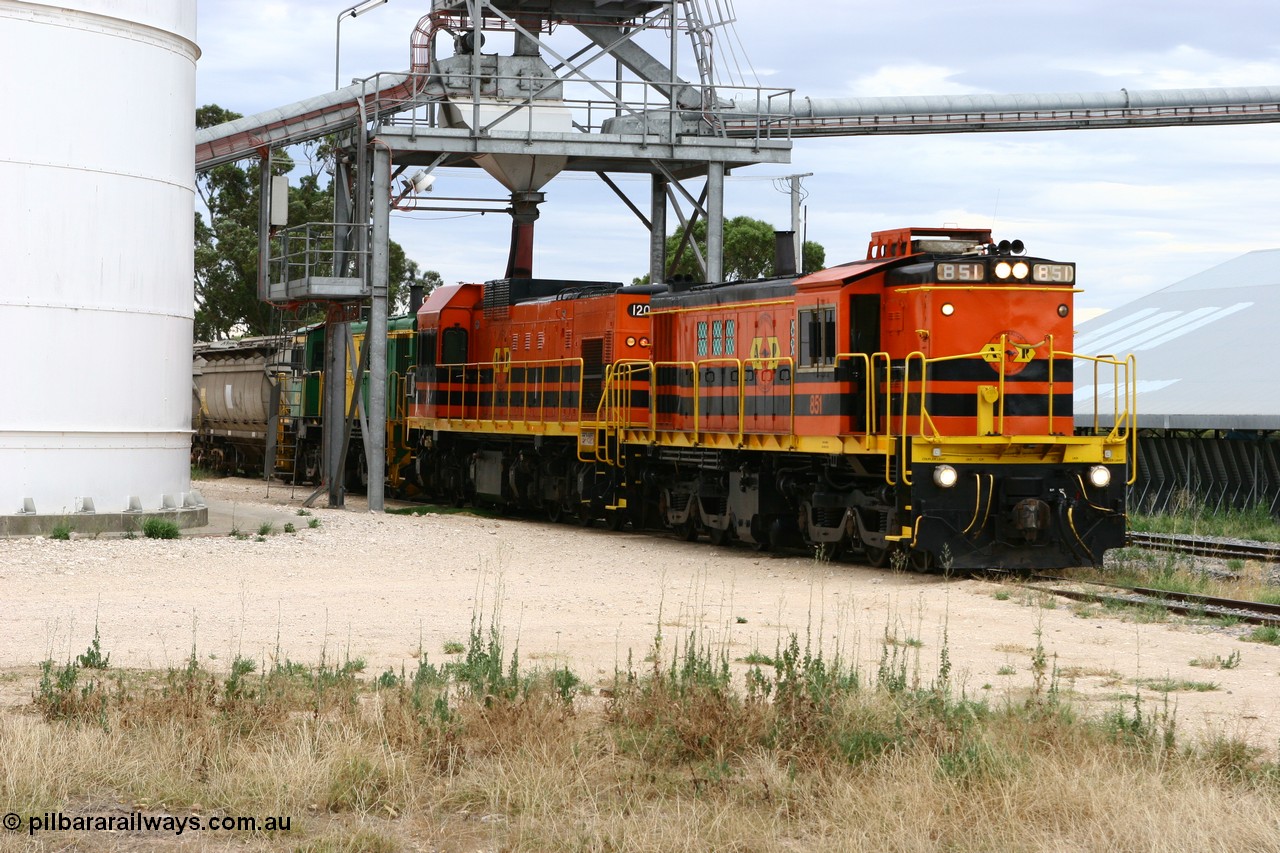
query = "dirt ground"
xmin=3 ymin=476 xmax=1279 ymax=751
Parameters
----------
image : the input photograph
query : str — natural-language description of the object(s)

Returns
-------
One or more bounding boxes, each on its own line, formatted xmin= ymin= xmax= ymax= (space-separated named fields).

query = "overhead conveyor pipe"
xmin=195 ymin=73 xmax=416 ymax=170
xmin=748 ymin=85 xmax=1280 ymax=118
xmin=724 ymin=85 xmax=1280 ymax=138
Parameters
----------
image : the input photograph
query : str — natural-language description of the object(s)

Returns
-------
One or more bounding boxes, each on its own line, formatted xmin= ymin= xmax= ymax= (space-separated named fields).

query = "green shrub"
xmin=141 ymin=517 xmax=181 ymax=540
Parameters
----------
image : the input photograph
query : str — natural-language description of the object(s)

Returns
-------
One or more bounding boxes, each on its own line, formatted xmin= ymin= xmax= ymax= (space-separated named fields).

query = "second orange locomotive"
xmin=408 ymin=226 xmax=1134 ymax=570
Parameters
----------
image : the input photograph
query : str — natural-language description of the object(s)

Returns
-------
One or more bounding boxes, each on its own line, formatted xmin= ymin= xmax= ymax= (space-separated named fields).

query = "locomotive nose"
xmin=1012 ymin=498 xmax=1050 ymax=542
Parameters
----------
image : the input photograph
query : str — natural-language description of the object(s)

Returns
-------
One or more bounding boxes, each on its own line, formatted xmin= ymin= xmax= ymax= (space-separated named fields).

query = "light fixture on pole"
xmin=335 ymin=0 xmax=389 ymax=90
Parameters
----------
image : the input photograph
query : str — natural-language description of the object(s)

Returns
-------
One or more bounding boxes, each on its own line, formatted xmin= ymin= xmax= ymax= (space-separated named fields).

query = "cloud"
xmin=844 ymin=64 xmax=982 ymax=98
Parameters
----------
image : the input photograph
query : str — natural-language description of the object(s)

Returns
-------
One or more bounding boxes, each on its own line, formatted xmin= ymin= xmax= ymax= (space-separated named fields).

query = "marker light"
xmin=933 ymin=464 xmax=958 ymax=488
xmin=626 ymin=336 xmax=637 ymax=347
xmin=1087 ymin=465 xmax=1111 ymax=488
xmin=994 ymin=261 xmax=1012 ymax=280
xmin=941 ymin=303 xmax=955 ymax=316
xmin=639 ymin=336 xmax=650 ymax=348
xmin=1057 ymin=304 xmax=1070 ymax=318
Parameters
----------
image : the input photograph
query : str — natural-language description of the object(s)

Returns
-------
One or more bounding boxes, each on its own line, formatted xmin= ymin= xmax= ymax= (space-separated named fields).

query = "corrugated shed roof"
xmin=1073 ymin=248 xmax=1280 ymax=430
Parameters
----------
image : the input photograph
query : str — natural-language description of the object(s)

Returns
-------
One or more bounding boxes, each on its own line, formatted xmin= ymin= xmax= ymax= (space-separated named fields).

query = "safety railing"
xmin=1072 ymin=351 xmax=1139 ymax=485
xmin=360 ymin=69 xmax=797 ymax=144
xmin=418 ymin=357 xmax=587 ymax=429
xmin=878 ymin=338 xmax=1136 ymax=485
xmin=596 ymin=357 xmax=799 ymax=449
xmin=268 ymin=222 xmax=371 ymax=291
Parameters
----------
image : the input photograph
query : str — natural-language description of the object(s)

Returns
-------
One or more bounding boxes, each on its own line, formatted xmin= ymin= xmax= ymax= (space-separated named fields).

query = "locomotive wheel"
xmin=909 ymin=550 xmax=933 ymax=574
xmin=863 ymin=544 xmax=890 ymax=568
xmin=678 ymin=513 xmax=699 ymax=541
xmin=577 ymin=503 xmax=593 ymax=527
xmin=546 ymin=500 xmax=564 ymax=524
xmin=747 ymin=517 xmax=771 ymax=552
xmin=708 ymin=524 xmax=731 ymax=546
xmin=604 ymin=509 xmax=626 ymax=531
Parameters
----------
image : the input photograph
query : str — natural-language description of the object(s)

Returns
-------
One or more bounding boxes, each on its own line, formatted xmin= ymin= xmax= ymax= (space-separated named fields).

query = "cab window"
xmin=798 ymin=306 xmax=836 ymax=366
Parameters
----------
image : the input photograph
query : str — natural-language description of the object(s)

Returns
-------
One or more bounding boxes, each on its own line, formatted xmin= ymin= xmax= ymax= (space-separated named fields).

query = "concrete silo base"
xmin=0 ymin=504 xmax=208 ymax=537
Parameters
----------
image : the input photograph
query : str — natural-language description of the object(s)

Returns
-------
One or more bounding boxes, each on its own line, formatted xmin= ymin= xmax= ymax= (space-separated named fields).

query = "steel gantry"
xmin=192 ymin=0 xmax=1280 ymax=511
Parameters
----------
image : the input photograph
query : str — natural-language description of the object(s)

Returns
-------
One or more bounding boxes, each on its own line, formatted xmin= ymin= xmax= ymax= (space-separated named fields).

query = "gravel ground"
xmin=3 ymin=477 xmax=1280 ymax=750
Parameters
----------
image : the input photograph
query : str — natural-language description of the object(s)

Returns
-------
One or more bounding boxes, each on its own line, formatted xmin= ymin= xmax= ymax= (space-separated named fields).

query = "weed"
xmin=740 ymin=651 xmax=774 ymax=666
xmin=993 ymin=590 xmax=1011 ymax=601
xmin=1131 ymin=501 xmax=1280 ymax=543
xmin=49 ymin=522 xmax=72 ymax=541
xmin=283 ymin=522 xmax=296 ymax=534
xmin=1190 ymin=650 xmax=1242 ymax=670
xmin=1136 ymin=677 xmax=1219 ymax=693
xmin=258 ymin=521 xmax=274 ymax=536
xmin=1243 ymin=625 xmax=1280 ymax=646
xmin=308 ymin=517 xmax=321 ymax=529
xmin=77 ymin=623 xmax=111 ymax=670
xmin=443 ymin=641 xmax=465 ymax=655
xmin=997 ymin=665 xmax=1016 ymax=676
xmin=296 ymin=508 xmax=311 ymax=516
xmin=142 ymin=517 xmax=181 ymax=539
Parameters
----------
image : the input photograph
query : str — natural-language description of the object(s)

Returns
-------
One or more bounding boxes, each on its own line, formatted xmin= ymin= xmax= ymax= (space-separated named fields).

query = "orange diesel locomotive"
xmin=408 ymin=278 xmax=658 ymax=521
xmin=407 ymin=227 xmax=1135 ymax=571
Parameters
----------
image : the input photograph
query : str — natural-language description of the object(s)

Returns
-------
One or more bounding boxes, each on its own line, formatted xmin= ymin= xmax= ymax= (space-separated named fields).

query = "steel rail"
xmin=982 ymin=570 xmax=1280 ymax=628
xmin=1127 ymin=531 xmax=1280 ymax=563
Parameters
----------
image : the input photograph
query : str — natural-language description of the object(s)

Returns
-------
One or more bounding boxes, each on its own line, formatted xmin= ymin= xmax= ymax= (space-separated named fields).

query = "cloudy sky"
xmin=195 ymin=0 xmax=1280 ymax=316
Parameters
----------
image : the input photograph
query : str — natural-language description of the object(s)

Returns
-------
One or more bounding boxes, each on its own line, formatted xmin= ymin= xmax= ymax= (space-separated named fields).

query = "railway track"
xmin=994 ymin=571 xmax=1280 ymax=628
xmin=1127 ymin=531 xmax=1280 ymax=563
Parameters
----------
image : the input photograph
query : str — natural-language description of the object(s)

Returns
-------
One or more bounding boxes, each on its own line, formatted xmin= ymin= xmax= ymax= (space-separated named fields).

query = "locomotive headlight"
xmin=941 ymin=302 xmax=955 ymax=316
xmin=933 ymin=464 xmax=958 ymax=489
xmin=1087 ymin=465 xmax=1111 ymax=488
xmin=994 ymin=261 xmax=1013 ymax=280
xmin=1012 ymin=261 xmax=1029 ymax=279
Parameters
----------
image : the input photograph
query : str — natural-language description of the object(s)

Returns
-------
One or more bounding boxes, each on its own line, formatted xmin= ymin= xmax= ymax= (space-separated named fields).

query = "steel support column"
xmin=366 ymin=144 xmax=390 ymax=512
xmin=325 ymin=318 xmax=347 ymax=507
xmin=706 ymin=162 xmax=725 ymax=284
xmin=649 ymin=173 xmax=668 ymax=284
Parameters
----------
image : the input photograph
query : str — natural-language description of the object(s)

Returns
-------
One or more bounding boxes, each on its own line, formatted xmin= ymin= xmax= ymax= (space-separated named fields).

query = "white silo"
xmin=0 ymin=0 xmax=202 ymax=531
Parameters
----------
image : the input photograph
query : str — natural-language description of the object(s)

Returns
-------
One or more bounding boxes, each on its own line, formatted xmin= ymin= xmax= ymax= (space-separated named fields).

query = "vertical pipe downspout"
xmin=257 ymin=148 xmax=272 ymax=302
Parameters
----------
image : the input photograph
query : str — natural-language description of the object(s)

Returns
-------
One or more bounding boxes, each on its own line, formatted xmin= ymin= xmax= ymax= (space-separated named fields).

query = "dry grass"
xmin=2 ymin=622 xmax=1279 ymax=852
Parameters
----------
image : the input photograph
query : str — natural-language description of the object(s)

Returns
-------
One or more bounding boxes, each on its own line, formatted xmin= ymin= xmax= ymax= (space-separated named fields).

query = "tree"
xmin=387 ymin=247 xmax=444 ymax=314
xmin=194 ymin=105 xmax=427 ymax=339
xmin=659 ymin=215 xmax=826 ymax=283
